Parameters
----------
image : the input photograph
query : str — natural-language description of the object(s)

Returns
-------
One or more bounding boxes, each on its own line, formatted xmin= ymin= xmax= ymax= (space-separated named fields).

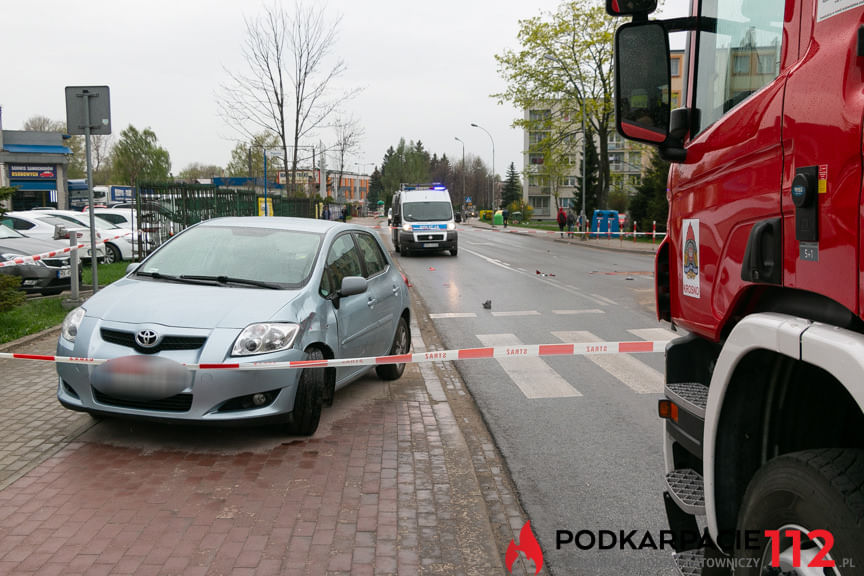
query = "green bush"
xmin=0 ymin=275 xmax=26 ymax=313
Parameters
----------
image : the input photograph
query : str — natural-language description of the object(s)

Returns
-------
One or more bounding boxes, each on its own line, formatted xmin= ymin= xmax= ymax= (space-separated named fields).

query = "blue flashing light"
xmin=432 ymin=186 xmax=447 ymax=190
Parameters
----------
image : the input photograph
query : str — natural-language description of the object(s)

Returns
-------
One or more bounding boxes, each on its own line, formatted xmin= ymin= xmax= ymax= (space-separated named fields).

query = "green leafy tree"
xmin=379 ymin=139 xmax=432 ymax=206
xmin=501 ymin=162 xmax=522 ymax=208
xmin=111 ymin=126 xmax=171 ymax=185
xmin=495 ymin=0 xmax=617 ymax=208
xmin=225 ymin=133 xmax=282 ymax=181
xmin=629 ymin=148 xmax=670 ymax=230
xmin=178 ymin=163 xmax=224 ymax=182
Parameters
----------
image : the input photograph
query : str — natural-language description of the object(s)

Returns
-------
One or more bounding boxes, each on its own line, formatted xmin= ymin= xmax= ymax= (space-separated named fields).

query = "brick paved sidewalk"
xmin=0 ymin=309 xmax=543 ymax=574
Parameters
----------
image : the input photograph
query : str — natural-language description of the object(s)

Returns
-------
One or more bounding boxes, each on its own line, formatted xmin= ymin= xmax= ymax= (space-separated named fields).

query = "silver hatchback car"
xmin=57 ymin=217 xmax=412 ymax=436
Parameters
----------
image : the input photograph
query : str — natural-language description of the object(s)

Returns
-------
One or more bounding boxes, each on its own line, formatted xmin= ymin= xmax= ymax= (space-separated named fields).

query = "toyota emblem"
xmin=135 ymin=329 xmax=159 ymax=348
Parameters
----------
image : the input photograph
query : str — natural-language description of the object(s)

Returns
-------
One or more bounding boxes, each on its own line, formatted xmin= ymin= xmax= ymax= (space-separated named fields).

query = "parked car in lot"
xmin=48 ymin=210 xmax=135 ymax=263
xmin=0 ymin=224 xmax=75 ymax=295
xmin=57 ymin=217 xmax=412 ymax=436
xmin=1 ymin=212 xmax=105 ymax=263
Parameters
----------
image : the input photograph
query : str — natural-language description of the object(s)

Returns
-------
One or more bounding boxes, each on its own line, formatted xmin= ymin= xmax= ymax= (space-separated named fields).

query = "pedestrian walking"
xmin=502 ymin=208 xmax=509 ymax=228
xmin=340 ymin=206 xmax=348 ymax=222
xmin=566 ymin=208 xmax=576 ymax=238
xmin=322 ymin=205 xmax=330 ymax=220
xmin=557 ymin=207 xmax=567 ymax=238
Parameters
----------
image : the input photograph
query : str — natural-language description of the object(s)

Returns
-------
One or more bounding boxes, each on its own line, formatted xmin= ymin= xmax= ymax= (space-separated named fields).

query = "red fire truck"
xmin=608 ymin=0 xmax=864 ymax=573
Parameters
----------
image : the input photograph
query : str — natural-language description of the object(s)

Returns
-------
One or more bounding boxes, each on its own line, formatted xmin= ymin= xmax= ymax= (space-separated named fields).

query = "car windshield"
xmin=138 ymin=225 xmax=322 ymax=288
xmin=52 ymin=214 xmax=119 ymax=230
xmin=403 ymin=202 xmax=452 ymax=222
xmin=0 ymin=224 xmax=25 ymax=239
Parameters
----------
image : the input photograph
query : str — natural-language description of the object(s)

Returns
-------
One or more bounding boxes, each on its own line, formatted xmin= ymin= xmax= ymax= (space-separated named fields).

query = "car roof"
xmin=199 ymin=216 xmax=355 ymax=235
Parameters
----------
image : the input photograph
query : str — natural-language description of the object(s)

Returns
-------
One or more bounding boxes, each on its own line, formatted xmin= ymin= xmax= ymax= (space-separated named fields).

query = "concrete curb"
xmin=0 ymin=325 xmax=61 ymax=352
xmin=466 ymin=221 xmax=659 ymax=256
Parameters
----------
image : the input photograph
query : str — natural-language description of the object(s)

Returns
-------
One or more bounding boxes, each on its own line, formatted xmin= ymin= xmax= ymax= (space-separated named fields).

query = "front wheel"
xmin=450 ymin=246 xmax=458 ymax=256
xmin=287 ymin=348 xmax=325 ymax=436
xmin=376 ymin=316 xmax=410 ymax=381
xmin=734 ymin=448 xmax=864 ymax=575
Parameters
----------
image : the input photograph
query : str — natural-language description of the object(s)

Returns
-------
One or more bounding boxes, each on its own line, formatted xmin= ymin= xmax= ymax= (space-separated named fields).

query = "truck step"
xmin=673 ymin=549 xmax=703 ymax=576
xmin=665 ymin=468 xmax=705 ymax=515
xmin=666 ymin=381 xmax=708 ymax=418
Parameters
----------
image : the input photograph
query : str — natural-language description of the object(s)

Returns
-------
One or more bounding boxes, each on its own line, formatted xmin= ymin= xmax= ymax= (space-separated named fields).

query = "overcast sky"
xmin=0 ymin=0 xmax=687 ymax=178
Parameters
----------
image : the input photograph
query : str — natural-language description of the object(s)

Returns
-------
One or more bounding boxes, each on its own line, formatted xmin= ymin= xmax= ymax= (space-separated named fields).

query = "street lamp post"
xmin=470 ymin=123 xmax=495 ymax=209
xmin=454 ymin=137 xmax=466 ymax=209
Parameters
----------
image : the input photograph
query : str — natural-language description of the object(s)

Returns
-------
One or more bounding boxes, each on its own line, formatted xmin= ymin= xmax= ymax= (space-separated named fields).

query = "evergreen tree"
xmin=629 ymin=148 xmax=670 ymax=230
xmin=501 ymin=162 xmax=522 ymax=208
xmin=369 ymin=168 xmax=384 ymax=205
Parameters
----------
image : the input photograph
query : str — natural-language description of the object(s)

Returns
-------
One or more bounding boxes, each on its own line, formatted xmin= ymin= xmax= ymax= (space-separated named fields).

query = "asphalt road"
xmin=392 ymin=224 xmax=679 ymax=575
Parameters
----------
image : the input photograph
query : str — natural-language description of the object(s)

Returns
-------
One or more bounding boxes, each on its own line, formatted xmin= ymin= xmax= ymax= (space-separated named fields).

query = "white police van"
xmin=390 ymin=184 xmax=457 ymax=257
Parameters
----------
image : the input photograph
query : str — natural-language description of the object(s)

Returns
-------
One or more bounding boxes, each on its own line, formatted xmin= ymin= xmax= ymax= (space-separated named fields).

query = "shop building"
xmin=0 ymin=129 xmax=72 ymax=210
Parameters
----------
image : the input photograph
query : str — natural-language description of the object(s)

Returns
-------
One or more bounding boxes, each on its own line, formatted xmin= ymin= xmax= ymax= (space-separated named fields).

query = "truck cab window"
xmin=694 ymin=0 xmax=784 ymax=134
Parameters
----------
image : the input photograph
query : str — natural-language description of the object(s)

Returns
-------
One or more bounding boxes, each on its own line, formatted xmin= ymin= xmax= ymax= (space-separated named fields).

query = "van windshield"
xmin=403 ymin=202 xmax=452 ymax=222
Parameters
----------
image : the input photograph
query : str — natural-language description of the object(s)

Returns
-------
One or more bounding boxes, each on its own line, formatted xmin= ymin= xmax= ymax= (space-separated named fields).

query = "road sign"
xmin=65 ymin=86 xmax=111 ymax=135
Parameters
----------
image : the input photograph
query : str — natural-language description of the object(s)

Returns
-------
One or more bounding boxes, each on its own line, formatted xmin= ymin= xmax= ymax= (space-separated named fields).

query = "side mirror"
xmin=125 ymin=263 xmax=139 ymax=275
xmin=606 ymin=0 xmax=657 ymax=17
xmin=614 ymin=21 xmax=671 ymax=145
xmin=338 ymin=276 xmax=367 ymax=298
xmin=53 ymin=225 xmax=68 ymax=240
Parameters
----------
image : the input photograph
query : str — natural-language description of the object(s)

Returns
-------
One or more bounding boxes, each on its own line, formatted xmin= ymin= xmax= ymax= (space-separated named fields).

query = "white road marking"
xmin=552 ymin=309 xmax=605 ymax=315
xmin=627 ymin=328 xmax=678 ymax=342
xmin=490 ymin=311 xmax=542 ymax=317
xmin=552 ymin=330 xmax=664 ymax=394
xmin=476 ymin=333 xmax=582 ymax=399
xmin=591 ymin=293 xmax=618 ymax=305
xmin=429 ymin=313 xmax=478 ymax=319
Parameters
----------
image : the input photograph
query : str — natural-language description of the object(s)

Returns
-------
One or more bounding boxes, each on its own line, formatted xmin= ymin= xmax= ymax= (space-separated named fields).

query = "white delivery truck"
xmin=390 ymin=184 xmax=457 ymax=257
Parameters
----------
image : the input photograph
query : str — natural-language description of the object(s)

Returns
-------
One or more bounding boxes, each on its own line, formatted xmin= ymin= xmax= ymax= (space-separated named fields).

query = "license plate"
xmin=57 ymin=269 xmax=72 ymax=279
xmin=423 ymin=243 xmax=439 ymax=248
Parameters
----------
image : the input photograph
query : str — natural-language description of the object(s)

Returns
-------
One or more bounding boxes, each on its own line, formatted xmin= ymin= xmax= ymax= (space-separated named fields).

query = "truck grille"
xmin=417 ymin=234 xmax=445 ymax=241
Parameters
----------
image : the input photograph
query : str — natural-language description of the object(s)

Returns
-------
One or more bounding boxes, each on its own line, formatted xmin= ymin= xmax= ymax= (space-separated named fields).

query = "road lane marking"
xmin=476 ymin=333 xmax=582 ymax=399
xmin=552 ymin=330 xmax=664 ymax=394
xmin=490 ymin=311 xmax=541 ymax=317
xmin=627 ymin=328 xmax=678 ymax=342
xmin=552 ymin=309 xmax=605 ymax=315
xmin=430 ymin=313 xmax=478 ymax=319
xmin=590 ymin=293 xmax=618 ymax=306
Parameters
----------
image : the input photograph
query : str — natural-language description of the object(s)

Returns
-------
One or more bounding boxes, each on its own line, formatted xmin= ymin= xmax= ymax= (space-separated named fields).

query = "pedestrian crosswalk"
xmin=431 ymin=320 xmax=678 ymax=399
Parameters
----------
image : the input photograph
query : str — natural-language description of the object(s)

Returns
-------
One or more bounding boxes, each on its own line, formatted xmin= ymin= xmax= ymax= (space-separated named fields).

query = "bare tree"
xmin=331 ymin=115 xmax=364 ymax=202
xmin=218 ymin=1 xmax=359 ymax=196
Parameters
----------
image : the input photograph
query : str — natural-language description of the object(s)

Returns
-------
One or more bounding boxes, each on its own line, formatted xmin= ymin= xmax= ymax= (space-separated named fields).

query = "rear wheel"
xmin=734 ymin=449 xmax=864 ymax=575
xmin=104 ymin=243 xmax=121 ymax=264
xmin=287 ymin=348 xmax=325 ymax=436
xmin=376 ymin=316 xmax=410 ymax=381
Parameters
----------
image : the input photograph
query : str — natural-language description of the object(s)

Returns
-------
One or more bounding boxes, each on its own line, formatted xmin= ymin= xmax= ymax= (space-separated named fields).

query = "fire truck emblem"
xmin=682 ymin=219 xmax=700 ymax=298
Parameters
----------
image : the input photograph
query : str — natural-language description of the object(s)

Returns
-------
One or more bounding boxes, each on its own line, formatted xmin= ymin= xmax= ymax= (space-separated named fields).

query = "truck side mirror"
xmin=614 ymin=21 xmax=671 ymax=145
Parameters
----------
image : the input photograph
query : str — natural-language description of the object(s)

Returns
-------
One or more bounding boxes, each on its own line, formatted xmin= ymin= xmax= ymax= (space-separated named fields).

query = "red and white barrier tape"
xmin=0 ymin=232 xmax=132 ymax=268
xmin=0 ymin=339 xmax=665 ymax=370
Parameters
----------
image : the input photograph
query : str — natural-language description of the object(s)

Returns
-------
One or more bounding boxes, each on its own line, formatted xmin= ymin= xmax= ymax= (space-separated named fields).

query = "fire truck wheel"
xmin=734 ymin=448 xmax=864 ymax=575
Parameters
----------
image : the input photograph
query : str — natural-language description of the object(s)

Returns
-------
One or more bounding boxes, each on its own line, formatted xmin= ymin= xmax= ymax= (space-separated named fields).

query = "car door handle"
xmin=367 ymin=297 xmax=378 ymax=307
xmin=392 ymin=286 xmax=399 ymax=295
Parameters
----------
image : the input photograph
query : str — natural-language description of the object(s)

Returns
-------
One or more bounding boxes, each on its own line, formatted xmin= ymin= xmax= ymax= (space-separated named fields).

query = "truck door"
xmin=782 ymin=3 xmax=862 ymax=318
xmin=670 ymin=0 xmax=789 ymax=339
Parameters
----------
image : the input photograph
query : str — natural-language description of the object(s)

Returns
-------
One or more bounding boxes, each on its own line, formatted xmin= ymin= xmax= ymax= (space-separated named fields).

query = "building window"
xmin=671 ymin=57 xmax=681 ymax=77
xmin=563 ymin=176 xmax=578 ymax=187
xmin=529 ymin=109 xmax=551 ymax=122
xmin=529 ymin=153 xmax=545 ymax=165
xmin=733 ymin=54 xmax=750 ymax=75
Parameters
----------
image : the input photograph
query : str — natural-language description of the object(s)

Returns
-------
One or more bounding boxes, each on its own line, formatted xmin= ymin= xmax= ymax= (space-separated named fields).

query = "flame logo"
xmin=506 ymin=521 xmax=544 ymax=574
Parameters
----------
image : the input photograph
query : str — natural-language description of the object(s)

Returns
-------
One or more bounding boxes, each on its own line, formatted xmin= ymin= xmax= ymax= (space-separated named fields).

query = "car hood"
xmin=82 ymin=277 xmax=303 ymax=329
xmin=0 ymin=236 xmax=71 ymax=258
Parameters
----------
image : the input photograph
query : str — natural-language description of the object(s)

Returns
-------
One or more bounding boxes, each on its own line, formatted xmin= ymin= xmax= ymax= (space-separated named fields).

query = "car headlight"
xmin=1 ymin=253 xmax=44 ymax=267
xmin=61 ymin=307 xmax=86 ymax=342
xmin=402 ymin=223 xmax=412 ymax=232
xmin=231 ymin=323 xmax=299 ymax=356
xmin=447 ymin=222 xmax=456 ymax=230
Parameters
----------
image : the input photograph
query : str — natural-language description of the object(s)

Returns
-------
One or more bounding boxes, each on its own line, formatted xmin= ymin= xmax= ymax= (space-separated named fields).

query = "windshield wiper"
xmin=136 ymin=271 xmax=215 ymax=285
xmin=179 ymin=275 xmax=282 ymax=290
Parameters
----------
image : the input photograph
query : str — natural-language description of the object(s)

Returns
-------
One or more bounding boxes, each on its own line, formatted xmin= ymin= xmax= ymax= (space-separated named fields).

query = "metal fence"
xmin=133 ymin=183 xmax=317 ymax=258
